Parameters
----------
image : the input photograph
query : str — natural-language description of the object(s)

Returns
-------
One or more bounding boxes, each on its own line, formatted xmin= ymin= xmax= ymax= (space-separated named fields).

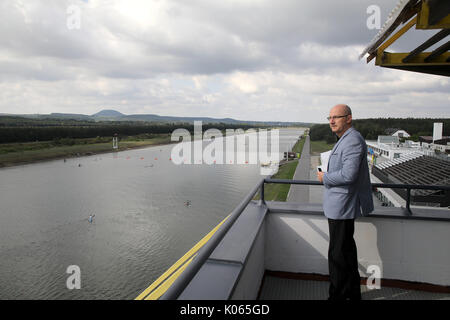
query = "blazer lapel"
xmin=334 ymin=127 xmax=354 ymax=152
xmin=327 ymin=127 xmax=354 ymax=171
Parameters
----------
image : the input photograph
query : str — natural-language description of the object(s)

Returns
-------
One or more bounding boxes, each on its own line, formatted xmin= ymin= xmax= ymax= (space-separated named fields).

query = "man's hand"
xmin=317 ymin=171 xmax=324 ymax=183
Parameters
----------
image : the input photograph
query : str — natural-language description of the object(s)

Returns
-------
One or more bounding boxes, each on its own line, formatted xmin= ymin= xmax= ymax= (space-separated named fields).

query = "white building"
xmin=391 ymin=129 xmax=410 ymax=138
xmin=366 ymin=135 xmax=420 ymax=160
xmin=420 ymin=122 xmax=450 ymax=156
xmin=421 ymin=141 xmax=450 ymax=155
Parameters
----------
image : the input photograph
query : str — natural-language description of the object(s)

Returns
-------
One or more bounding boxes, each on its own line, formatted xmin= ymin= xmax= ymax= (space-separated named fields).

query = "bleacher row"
xmin=375 ymin=152 xmax=423 ymax=169
xmin=374 ymin=153 xmax=450 ymax=197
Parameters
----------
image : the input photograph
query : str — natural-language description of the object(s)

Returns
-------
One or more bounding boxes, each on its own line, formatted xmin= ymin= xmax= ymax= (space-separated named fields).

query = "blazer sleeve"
xmin=323 ymin=136 xmax=364 ymax=187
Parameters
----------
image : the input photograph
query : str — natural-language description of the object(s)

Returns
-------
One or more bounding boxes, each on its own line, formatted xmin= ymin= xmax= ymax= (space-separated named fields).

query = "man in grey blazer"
xmin=317 ymin=104 xmax=374 ymax=300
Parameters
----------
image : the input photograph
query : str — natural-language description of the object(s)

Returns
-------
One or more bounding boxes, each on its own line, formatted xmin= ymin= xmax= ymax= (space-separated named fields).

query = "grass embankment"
xmin=254 ymin=160 xmax=299 ymax=201
xmin=310 ymin=139 xmax=335 ymax=155
xmin=0 ymin=134 xmax=173 ymax=168
xmin=292 ymin=134 xmax=306 ymax=154
xmin=254 ymin=134 xmax=307 ymax=202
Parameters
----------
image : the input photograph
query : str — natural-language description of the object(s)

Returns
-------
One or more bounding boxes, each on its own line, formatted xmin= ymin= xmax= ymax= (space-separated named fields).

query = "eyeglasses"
xmin=327 ymin=114 xmax=349 ymax=121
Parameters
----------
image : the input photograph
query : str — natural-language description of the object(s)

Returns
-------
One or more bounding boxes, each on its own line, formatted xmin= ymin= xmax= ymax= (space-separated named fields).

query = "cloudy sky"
xmin=0 ymin=0 xmax=448 ymax=123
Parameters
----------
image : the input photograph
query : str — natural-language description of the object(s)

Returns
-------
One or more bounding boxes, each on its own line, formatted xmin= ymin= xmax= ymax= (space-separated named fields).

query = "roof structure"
xmin=378 ymin=135 xmax=400 ymax=144
xmin=373 ymin=153 xmax=450 ymax=206
xmin=385 ymin=128 xmax=401 ymax=135
xmin=420 ymin=136 xmax=450 ymax=144
xmin=391 ymin=130 xmax=411 ymax=137
xmin=360 ymin=0 xmax=450 ymax=77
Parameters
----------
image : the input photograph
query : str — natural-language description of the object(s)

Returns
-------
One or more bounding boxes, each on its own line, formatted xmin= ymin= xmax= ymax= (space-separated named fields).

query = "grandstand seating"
xmin=374 ymin=153 xmax=450 ymax=200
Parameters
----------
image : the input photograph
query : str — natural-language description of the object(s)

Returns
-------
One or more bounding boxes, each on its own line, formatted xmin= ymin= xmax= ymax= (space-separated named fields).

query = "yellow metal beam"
xmin=375 ymin=52 xmax=450 ymax=77
xmin=135 ymin=214 xmax=230 ymax=300
xmin=376 ymin=17 xmax=418 ymax=58
xmin=416 ymin=1 xmax=450 ymax=29
xmin=376 ymin=52 xmax=450 ymax=65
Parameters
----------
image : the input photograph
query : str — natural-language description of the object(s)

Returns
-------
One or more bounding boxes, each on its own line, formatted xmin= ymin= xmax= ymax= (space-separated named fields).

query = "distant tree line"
xmin=0 ymin=116 xmax=98 ymax=127
xmin=310 ymin=118 xmax=450 ymax=143
xmin=0 ymin=121 xmax=268 ymax=144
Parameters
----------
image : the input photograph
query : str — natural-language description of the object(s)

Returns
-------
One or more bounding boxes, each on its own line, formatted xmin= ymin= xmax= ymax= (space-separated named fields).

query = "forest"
xmin=0 ymin=116 xmax=268 ymax=144
xmin=309 ymin=118 xmax=450 ymax=143
xmin=1 ymin=115 xmax=449 ymax=145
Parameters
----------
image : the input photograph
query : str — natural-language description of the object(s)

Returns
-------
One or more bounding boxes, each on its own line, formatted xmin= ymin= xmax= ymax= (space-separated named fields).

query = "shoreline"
xmin=0 ymin=129 xmax=309 ymax=169
xmin=0 ymin=138 xmax=176 ymax=169
xmin=253 ymin=134 xmax=306 ymax=201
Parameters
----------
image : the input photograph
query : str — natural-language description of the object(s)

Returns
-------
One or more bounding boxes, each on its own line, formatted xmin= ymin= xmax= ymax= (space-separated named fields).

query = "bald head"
xmin=328 ymin=104 xmax=352 ymax=137
xmin=331 ymin=104 xmax=352 ymax=116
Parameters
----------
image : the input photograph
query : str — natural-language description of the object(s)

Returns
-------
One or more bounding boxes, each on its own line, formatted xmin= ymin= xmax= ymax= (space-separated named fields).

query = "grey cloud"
xmin=1 ymin=0 xmax=440 ymax=79
xmin=0 ymin=0 xmax=448 ymax=122
xmin=0 ymin=0 xmax=404 ymax=78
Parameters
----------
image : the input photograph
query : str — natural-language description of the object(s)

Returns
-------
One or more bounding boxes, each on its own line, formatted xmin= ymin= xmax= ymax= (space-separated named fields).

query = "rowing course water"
xmin=0 ymin=128 xmax=304 ymax=299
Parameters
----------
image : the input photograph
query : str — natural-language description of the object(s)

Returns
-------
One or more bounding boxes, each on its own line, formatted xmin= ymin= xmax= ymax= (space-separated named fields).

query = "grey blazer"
xmin=322 ymin=127 xmax=374 ymax=220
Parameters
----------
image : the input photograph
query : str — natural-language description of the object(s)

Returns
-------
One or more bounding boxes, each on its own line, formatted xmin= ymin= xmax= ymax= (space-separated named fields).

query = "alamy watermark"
xmin=66 ymin=265 xmax=81 ymax=290
xmin=366 ymin=5 xmax=381 ymax=30
xmin=170 ymin=121 xmax=280 ymax=175
xmin=67 ymin=5 xmax=81 ymax=30
xmin=366 ymin=264 xmax=381 ymax=290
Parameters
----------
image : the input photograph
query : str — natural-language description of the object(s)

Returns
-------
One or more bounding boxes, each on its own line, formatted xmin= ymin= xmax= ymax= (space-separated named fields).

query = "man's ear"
xmin=346 ymin=115 xmax=352 ymax=125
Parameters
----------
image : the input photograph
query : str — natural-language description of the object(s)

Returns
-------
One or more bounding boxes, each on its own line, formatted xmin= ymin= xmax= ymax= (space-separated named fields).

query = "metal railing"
xmin=160 ymin=178 xmax=449 ymax=300
xmin=263 ymin=179 xmax=450 ymax=214
xmin=160 ymin=178 xmax=265 ymax=300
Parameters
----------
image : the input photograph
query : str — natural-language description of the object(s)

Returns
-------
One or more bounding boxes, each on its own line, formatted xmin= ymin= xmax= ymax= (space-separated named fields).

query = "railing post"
xmin=406 ymin=187 xmax=412 ymax=215
xmin=260 ymin=180 xmax=265 ymax=205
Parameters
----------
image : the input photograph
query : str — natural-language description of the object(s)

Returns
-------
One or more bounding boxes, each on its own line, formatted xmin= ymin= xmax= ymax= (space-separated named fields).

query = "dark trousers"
xmin=327 ymin=218 xmax=361 ymax=300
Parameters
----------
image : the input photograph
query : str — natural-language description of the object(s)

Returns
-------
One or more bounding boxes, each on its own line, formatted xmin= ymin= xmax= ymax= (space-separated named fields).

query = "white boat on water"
xmin=260 ymin=161 xmax=271 ymax=167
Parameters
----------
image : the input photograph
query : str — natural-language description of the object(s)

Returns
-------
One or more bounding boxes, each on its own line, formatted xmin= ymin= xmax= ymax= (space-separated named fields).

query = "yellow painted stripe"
xmin=145 ymin=255 xmax=196 ymax=300
xmin=377 ymin=16 xmax=417 ymax=56
xmin=135 ymin=214 xmax=230 ymax=300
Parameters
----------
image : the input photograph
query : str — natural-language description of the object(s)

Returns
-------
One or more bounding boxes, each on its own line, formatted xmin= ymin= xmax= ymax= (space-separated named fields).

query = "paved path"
xmin=287 ymin=135 xmax=310 ymax=203
xmin=309 ymin=155 xmax=323 ymax=203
